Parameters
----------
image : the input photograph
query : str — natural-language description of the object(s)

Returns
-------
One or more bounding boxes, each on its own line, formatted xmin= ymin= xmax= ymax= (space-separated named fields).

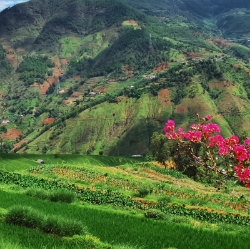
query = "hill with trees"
xmin=0 ymin=0 xmax=250 ymax=155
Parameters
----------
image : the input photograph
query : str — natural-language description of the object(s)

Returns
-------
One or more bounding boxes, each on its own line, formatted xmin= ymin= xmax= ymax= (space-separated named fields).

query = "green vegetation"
xmin=0 ymin=45 xmax=13 ymax=77
xmin=1 ymin=0 xmax=250 ymax=156
xmin=17 ymin=56 xmax=54 ymax=85
xmin=5 ymin=205 xmax=84 ymax=236
xmin=67 ymin=28 xmax=171 ymax=78
xmin=1 ymin=154 xmax=250 ymax=248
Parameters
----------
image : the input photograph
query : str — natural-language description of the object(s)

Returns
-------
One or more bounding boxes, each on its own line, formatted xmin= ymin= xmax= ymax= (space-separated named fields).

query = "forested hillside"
xmin=0 ymin=0 xmax=250 ymax=155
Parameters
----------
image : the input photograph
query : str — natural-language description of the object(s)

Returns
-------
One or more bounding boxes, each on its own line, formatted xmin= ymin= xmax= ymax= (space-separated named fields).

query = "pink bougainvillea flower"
xmin=227 ymin=135 xmax=239 ymax=146
xmin=184 ymin=131 xmax=202 ymax=143
xmin=245 ymin=138 xmax=250 ymax=148
xmin=233 ymin=145 xmax=249 ymax=162
xmin=205 ymin=123 xmax=221 ymax=133
xmin=218 ymin=146 xmax=229 ymax=156
xmin=208 ymin=135 xmax=225 ymax=147
xmin=165 ymin=132 xmax=173 ymax=139
xmin=165 ymin=131 xmax=178 ymax=140
xmin=164 ymin=120 xmax=175 ymax=132
xmin=234 ymin=164 xmax=250 ymax=186
xmin=177 ymin=128 xmax=185 ymax=139
xmin=190 ymin=124 xmax=199 ymax=130
xmin=205 ymin=115 xmax=211 ymax=121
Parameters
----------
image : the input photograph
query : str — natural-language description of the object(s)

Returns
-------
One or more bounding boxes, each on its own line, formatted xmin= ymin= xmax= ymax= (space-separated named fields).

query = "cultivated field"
xmin=1 ymin=154 xmax=250 ymax=248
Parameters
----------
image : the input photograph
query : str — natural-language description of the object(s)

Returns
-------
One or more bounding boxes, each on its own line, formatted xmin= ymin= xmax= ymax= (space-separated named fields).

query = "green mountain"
xmin=1 ymin=0 xmax=250 ymax=155
xmin=123 ymin=0 xmax=250 ymax=39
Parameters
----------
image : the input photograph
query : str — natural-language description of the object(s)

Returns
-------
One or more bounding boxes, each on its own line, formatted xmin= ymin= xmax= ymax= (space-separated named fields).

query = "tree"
xmin=150 ymin=132 xmax=175 ymax=168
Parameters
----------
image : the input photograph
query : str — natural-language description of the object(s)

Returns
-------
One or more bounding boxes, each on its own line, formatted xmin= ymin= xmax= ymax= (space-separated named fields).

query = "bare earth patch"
xmin=39 ymin=82 xmax=51 ymax=95
xmin=47 ymin=77 xmax=57 ymax=85
xmin=174 ymin=95 xmax=214 ymax=116
xmin=63 ymin=92 xmax=83 ymax=105
xmin=12 ymin=139 xmax=29 ymax=151
xmin=154 ymin=62 xmax=168 ymax=73
xmin=52 ymin=57 xmax=63 ymax=77
xmin=0 ymin=128 xmax=22 ymax=140
xmin=60 ymin=58 xmax=69 ymax=67
xmin=158 ymin=89 xmax=171 ymax=109
xmin=42 ymin=118 xmax=55 ymax=125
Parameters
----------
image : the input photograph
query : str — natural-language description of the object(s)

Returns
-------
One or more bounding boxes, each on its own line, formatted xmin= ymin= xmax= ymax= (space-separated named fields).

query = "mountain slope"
xmin=1 ymin=0 xmax=250 ymax=155
xmin=123 ymin=0 xmax=250 ymax=39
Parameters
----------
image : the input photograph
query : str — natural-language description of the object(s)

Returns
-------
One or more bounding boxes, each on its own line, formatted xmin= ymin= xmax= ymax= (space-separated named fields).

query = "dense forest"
xmin=17 ymin=56 xmax=54 ymax=85
xmin=0 ymin=46 xmax=13 ymax=77
xmin=67 ymin=28 xmax=171 ymax=78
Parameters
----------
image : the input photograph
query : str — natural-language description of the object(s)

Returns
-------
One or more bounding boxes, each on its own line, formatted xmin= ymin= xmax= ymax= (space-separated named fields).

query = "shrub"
xmin=136 ymin=184 xmax=153 ymax=198
xmin=0 ymin=208 xmax=7 ymax=220
xmin=144 ymin=209 xmax=166 ymax=220
xmin=25 ymin=188 xmax=49 ymax=200
xmin=5 ymin=206 xmax=42 ymax=228
xmin=69 ymin=234 xmax=112 ymax=249
xmin=158 ymin=196 xmax=172 ymax=204
xmin=41 ymin=215 xmax=84 ymax=236
xmin=5 ymin=206 xmax=84 ymax=237
xmin=49 ymin=189 xmax=76 ymax=203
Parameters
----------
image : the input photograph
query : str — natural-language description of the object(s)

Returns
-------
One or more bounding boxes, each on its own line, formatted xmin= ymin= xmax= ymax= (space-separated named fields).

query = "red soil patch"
xmin=3 ymin=44 xmax=18 ymax=67
xmin=69 ymin=92 xmax=81 ymax=97
xmin=74 ymin=75 xmax=81 ymax=82
xmin=41 ymin=118 xmax=55 ymax=125
xmin=0 ymin=128 xmax=22 ymax=140
xmin=174 ymin=96 xmax=213 ymax=115
xmin=12 ymin=139 xmax=28 ymax=151
xmin=208 ymin=38 xmax=232 ymax=48
xmin=52 ymin=58 xmax=63 ymax=77
xmin=2 ymin=45 xmax=14 ymax=53
xmin=6 ymin=54 xmax=18 ymax=67
xmin=32 ymin=82 xmax=39 ymax=87
xmin=158 ymin=89 xmax=171 ymax=109
xmin=154 ymin=62 xmax=168 ymax=73
xmin=39 ymin=82 xmax=51 ymax=95
xmin=47 ymin=77 xmax=57 ymax=84
xmin=60 ymin=58 xmax=69 ymax=67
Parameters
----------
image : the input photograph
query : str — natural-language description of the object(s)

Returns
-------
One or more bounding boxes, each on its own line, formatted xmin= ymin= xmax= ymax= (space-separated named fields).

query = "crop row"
xmin=32 ymin=165 xmax=249 ymax=212
xmin=1 ymin=170 xmax=250 ymax=226
xmin=30 ymin=165 xmax=144 ymax=191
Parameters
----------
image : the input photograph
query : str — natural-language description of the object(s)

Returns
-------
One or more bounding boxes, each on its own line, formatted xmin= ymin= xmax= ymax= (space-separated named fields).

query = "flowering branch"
xmin=164 ymin=115 xmax=250 ymax=187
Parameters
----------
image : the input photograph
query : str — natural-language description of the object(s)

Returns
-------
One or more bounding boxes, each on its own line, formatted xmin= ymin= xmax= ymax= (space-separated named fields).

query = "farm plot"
xmin=2 ymin=155 xmax=250 ymax=248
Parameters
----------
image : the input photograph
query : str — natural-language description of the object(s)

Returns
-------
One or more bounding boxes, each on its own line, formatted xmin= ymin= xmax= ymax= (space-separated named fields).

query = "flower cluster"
xmin=163 ymin=115 xmax=250 ymax=187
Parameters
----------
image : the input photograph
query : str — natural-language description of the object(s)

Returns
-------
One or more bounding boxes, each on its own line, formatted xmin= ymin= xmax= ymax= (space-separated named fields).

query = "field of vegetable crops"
xmin=1 ymin=154 xmax=250 ymax=249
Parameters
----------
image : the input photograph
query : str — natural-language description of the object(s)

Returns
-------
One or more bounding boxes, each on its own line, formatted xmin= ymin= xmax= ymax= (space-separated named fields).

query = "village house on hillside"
xmin=1 ymin=120 xmax=11 ymax=124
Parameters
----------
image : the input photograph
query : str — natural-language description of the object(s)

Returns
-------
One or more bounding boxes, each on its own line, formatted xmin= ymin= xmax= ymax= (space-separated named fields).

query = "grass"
xmin=3 ymin=153 xmax=250 ymax=248
xmin=59 ymin=37 xmax=81 ymax=58
xmin=1 ymin=189 xmax=250 ymax=249
xmin=0 ymin=153 xmax=142 ymax=172
xmin=0 ymin=222 xmax=78 ymax=248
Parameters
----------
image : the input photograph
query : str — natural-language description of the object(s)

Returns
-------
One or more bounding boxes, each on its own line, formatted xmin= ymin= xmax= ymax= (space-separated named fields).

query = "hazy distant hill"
xmin=123 ymin=0 xmax=250 ymax=38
